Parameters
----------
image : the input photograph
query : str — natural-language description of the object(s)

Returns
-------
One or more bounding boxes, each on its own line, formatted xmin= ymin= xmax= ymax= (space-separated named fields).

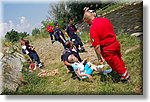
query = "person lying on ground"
xmin=68 ymin=54 xmax=112 ymax=81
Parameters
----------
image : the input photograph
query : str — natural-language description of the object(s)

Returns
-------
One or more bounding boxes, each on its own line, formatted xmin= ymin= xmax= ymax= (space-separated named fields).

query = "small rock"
xmin=130 ymin=32 xmax=142 ymax=37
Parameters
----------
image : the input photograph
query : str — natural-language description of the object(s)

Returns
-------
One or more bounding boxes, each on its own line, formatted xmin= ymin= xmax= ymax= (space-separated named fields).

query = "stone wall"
xmin=104 ymin=2 xmax=143 ymax=34
xmin=77 ymin=1 xmax=143 ymax=35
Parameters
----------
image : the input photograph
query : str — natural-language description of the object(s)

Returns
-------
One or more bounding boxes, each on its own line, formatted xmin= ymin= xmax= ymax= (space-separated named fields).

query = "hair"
xmin=20 ymin=38 xmax=29 ymax=46
xmin=68 ymin=54 xmax=74 ymax=63
xmin=65 ymin=40 xmax=73 ymax=48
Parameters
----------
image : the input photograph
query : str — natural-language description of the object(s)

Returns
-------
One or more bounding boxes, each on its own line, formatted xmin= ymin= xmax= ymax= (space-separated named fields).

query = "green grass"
xmin=97 ymin=3 xmax=124 ymax=16
xmin=2 ymin=33 xmax=143 ymax=95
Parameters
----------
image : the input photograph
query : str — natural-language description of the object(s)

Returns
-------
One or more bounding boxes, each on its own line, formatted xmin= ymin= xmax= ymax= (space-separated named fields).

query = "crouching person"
xmin=61 ymin=40 xmax=83 ymax=79
xmin=20 ymin=39 xmax=43 ymax=68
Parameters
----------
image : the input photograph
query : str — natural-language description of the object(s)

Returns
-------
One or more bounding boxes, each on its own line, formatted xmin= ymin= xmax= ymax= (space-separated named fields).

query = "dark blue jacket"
xmin=66 ymin=24 xmax=77 ymax=38
xmin=54 ymin=28 xmax=66 ymax=41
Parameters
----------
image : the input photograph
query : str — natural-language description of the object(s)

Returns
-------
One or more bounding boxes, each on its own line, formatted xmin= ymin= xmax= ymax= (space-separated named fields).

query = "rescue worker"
xmin=20 ymin=39 xmax=43 ymax=68
xmin=65 ymin=18 xmax=85 ymax=52
xmin=46 ymin=24 xmax=55 ymax=44
xmin=83 ymin=8 xmax=130 ymax=82
xmin=61 ymin=41 xmax=84 ymax=79
xmin=54 ymin=22 xmax=66 ymax=49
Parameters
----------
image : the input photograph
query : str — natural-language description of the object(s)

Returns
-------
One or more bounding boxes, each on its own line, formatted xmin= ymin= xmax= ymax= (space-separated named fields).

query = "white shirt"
xmin=22 ymin=45 xmax=29 ymax=54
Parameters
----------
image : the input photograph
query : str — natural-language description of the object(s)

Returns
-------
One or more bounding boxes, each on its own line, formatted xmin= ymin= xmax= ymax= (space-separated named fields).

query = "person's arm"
xmin=90 ymin=27 xmax=103 ymax=64
xmin=59 ymin=35 xmax=66 ymax=43
xmin=64 ymin=31 xmax=69 ymax=38
xmin=94 ymin=45 xmax=103 ymax=64
xmin=81 ymin=58 xmax=88 ymax=64
xmin=64 ymin=61 xmax=72 ymax=66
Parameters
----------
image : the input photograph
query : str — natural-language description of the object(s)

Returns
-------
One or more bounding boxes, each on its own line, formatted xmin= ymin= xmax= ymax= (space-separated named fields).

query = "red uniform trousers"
xmin=101 ymin=40 xmax=129 ymax=78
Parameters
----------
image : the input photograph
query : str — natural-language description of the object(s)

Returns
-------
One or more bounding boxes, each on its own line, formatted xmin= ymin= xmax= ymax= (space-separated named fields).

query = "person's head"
xmin=20 ymin=38 xmax=29 ymax=46
xmin=54 ymin=22 xmax=59 ymax=28
xmin=69 ymin=18 xmax=74 ymax=25
xmin=20 ymin=39 xmax=25 ymax=46
xmin=68 ymin=54 xmax=78 ymax=63
xmin=83 ymin=7 xmax=96 ymax=24
xmin=65 ymin=40 xmax=73 ymax=49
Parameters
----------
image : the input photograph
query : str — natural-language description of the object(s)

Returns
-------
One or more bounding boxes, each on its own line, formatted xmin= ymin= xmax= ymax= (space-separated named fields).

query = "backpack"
xmin=46 ymin=25 xmax=54 ymax=33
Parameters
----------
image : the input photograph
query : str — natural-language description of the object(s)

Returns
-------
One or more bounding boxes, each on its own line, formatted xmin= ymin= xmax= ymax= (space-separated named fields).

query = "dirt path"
xmin=31 ymin=38 xmax=98 ymax=69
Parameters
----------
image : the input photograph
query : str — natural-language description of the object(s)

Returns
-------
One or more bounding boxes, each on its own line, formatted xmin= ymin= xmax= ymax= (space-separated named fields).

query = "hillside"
xmin=2 ymin=33 xmax=142 ymax=95
xmin=1 ymin=1 xmax=143 ymax=95
xmin=78 ymin=1 xmax=142 ymax=35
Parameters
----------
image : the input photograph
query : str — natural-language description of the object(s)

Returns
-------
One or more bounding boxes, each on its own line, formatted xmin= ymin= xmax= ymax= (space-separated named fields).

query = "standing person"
xmin=83 ymin=8 xmax=130 ymax=82
xmin=54 ymin=22 xmax=66 ymax=49
xmin=65 ymin=18 xmax=85 ymax=52
xmin=46 ymin=24 xmax=55 ymax=44
xmin=20 ymin=39 xmax=43 ymax=68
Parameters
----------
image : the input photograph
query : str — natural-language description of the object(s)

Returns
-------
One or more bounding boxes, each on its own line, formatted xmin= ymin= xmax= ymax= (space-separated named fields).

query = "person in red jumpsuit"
xmin=83 ymin=8 xmax=130 ymax=82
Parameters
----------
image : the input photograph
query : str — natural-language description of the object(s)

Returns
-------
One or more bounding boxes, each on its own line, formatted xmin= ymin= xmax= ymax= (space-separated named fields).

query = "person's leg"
xmin=32 ymin=52 xmax=43 ymax=68
xmin=75 ymin=35 xmax=83 ymax=46
xmin=103 ymin=54 xmax=129 ymax=80
xmin=50 ymin=32 xmax=55 ymax=44
xmin=101 ymin=41 xmax=130 ymax=82
xmin=87 ymin=62 xmax=104 ymax=72
xmin=49 ymin=32 xmax=53 ymax=40
xmin=59 ymin=39 xmax=66 ymax=49
xmin=84 ymin=63 xmax=93 ymax=75
xmin=75 ymin=35 xmax=85 ymax=51
xmin=73 ymin=39 xmax=79 ymax=51
xmin=117 ymin=50 xmax=125 ymax=68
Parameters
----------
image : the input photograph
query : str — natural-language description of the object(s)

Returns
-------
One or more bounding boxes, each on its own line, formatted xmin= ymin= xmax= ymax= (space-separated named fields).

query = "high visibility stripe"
xmin=121 ymin=72 xmax=130 ymax=79
xmin=122 ymin=70 xmax=127 ymax=77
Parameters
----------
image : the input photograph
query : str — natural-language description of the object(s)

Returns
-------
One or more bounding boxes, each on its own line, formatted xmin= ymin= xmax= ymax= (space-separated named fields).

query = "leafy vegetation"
xmin=2 ymin=1 xmax=142 ymax=95
xmin=5 ymin=29 xmax=29 ymax=42
xmin=2 ymin=33 xmax=142 ymax=95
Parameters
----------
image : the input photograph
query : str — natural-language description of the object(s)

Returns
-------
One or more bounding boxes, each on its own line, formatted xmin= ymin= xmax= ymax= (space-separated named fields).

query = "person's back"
xmin=90 ymin=17 xmax=117 ymax=47
xmin=66 ymin=24 xmax=77 ymax=38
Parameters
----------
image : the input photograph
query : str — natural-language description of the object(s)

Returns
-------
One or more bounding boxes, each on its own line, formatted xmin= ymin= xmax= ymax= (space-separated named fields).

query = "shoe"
xmin=80 ymin=47 xmax=85 ymax=52
xmin=120 ymin=76 xmax=130 ymax=83
xmin=103 ymin=68 xmax=112 ymax=75
xmin=52 ymin=40 xmax=55 ymax=44
xmin=96 ymin=65 xmax=104 ymax=72
xmin=38 ymin=63 xmax=43 ymax=68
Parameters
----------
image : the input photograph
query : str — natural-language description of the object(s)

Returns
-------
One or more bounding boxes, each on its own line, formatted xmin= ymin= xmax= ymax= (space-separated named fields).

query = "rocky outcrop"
xmin=1 ymin=46 xmax=26 ymax=92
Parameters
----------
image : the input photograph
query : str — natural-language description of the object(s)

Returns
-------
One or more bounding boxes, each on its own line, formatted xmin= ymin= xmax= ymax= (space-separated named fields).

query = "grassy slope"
xmin=3 ymin=33 xmax=142 ymax=95
xmin=2 ymin=3 xmax=142 ymax=95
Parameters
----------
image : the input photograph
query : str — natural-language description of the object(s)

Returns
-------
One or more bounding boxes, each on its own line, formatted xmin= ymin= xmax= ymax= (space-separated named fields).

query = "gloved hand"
xmin=71 ymin=64 xmax=78 ymax=71
xmin=79 ymin=32 xmax=82 ymax=35
xmin=67 ymin=37 xmax=71 ymax=41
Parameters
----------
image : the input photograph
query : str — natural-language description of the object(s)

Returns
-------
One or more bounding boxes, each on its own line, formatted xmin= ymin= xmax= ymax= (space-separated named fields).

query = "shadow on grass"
xmin=100 ymin=71 xmax=120 ymax=83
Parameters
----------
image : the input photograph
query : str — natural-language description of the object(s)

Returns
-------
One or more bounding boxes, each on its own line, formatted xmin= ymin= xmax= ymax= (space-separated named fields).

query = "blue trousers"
xmin=71 ymin=35 xmax=83 ymax=49
xmin=28 ymin=52 xmax=41 ymax=65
